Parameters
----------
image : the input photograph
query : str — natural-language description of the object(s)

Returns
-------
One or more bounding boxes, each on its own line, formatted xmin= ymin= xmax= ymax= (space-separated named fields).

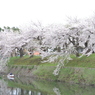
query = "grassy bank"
xmin=8 ymin=56 xmax=42 ymax=65
xmin=7 ymin=54 xmax=95 ymax=85
xmin=8 ymin=54 xmax=95 ymax=68
xmin=65 ymin=54 xmax=95 ymax=68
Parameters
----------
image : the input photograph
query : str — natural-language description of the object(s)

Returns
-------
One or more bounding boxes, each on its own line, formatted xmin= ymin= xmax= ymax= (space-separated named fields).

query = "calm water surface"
xmin=0 ymin=77 xmax=95 ymax=95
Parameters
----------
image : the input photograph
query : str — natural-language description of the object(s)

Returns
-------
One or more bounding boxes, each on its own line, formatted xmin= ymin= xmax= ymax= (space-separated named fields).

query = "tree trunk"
xmin=57 ymin=47 xmax=61 ymax=52
xmin=11 ymin=50 xmax=16 ymax=57
xmin=75 ymin=52 xmax=80 ymax=57
xmin=75 ymin=47 xmax=80 ymax=57
xmin=21 ymin=89 xmax=24 ymax=95
xmin=19 ymin=48 xmax=24 ymax=57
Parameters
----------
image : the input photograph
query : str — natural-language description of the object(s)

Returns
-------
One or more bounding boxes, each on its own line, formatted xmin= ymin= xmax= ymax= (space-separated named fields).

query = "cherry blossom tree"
xmin=1 ymin=16 xmax=95 ymax=75
xmin=0 ymin=23 xmax=46 ymax=66
xmin=0 ymin=29 xmax=33 ymax=65
xmin=40 ymin=18 xmax=95 ymax=75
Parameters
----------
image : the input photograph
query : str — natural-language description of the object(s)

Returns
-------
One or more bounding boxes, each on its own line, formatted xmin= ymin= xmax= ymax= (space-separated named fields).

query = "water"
xmin=0 ymin=76 xmax=95 ymax=95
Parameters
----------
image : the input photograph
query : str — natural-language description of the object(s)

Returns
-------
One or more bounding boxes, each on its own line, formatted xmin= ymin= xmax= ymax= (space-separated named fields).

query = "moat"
xmin=0 ymin=76 xmax=95 ymax=95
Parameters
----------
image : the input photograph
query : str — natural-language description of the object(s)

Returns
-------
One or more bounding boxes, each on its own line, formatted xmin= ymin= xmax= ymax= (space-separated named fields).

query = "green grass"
xmin=65 ymin=53 xmax=95 ymax=68
xmin=32 ymin=65 xmax=58 ymax=80
xmin=7 ymin=54 xmax=95 ymax=85
xmin=8 ymin=55 xmax=58 ymax=67
xmin=8 ymin=53 xmax=95 ymax=68
xmin=8 ymin=56 xmax=42 ymax=65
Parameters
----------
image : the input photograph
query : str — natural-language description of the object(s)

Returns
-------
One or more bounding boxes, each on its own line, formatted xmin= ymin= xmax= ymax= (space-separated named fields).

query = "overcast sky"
xmin=0 ymin=0 xmax=95 ymax=27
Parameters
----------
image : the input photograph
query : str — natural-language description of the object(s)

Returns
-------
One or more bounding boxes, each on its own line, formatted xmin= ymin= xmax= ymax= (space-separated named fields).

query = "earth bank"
xmin=6 ymin=55 xmax=95 ymax=85
xmin=7 ymin=65 xmax=95 ymax=86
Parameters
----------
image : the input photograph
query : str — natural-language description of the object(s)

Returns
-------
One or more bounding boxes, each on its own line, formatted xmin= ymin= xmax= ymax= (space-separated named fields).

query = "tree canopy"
xmin=1 ymin=16 xmax=95 ymax=75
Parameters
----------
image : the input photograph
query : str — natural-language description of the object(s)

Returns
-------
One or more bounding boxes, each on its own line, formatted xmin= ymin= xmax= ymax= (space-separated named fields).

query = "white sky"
xmin=0 ymin=0 xmax=95 ymax=27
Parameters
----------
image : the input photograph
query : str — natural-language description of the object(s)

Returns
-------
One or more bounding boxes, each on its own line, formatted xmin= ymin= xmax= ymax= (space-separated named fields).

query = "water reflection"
xmin=53 ymin=87 xmax=61 ymax=95
xmin=0 ymin=77 xmax=95 ymax=95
